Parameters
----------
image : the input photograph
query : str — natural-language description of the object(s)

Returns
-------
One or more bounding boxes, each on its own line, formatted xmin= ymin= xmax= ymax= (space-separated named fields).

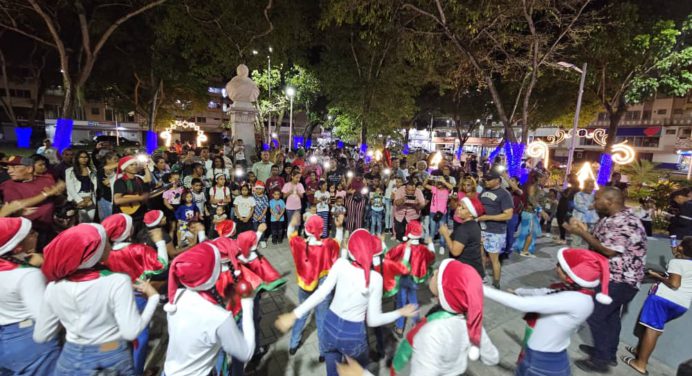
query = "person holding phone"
xmin=393 ymin=180 xmax=425 ymax=241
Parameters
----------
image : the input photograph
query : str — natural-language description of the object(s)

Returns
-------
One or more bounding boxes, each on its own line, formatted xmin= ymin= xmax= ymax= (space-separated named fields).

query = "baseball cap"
xmin=1 ymin=156 xmax=33 ymax=166
xmin=484 ymin=170 xmax=502 ymax=181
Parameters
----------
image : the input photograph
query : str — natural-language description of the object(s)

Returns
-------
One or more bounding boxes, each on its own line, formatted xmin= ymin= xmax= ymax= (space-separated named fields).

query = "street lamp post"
xmin=286 ymin=86 xmax=295 ymax=151
xmin=558 ymin=61 xmax=588 ymax=187
xmin=267 ymin=47 xmax=272 ymax=145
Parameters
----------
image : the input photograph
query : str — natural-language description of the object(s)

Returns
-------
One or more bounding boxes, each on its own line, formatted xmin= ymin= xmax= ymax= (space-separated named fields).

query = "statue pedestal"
xmin=229 ymin=102 xmax=258 ymax=159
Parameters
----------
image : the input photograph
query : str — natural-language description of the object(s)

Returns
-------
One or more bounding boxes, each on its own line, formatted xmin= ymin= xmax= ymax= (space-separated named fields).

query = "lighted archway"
xmin=160 ymin=120 xmax=207 ymax=148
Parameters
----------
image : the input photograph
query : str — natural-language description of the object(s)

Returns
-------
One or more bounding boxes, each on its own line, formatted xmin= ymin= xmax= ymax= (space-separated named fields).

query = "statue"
xmin=226 ymin=64 xmax=259 ymax=104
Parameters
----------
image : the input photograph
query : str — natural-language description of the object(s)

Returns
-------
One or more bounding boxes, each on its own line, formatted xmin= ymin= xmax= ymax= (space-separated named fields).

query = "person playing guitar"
xmin=113 ymin=155 xmax=152 ymax=230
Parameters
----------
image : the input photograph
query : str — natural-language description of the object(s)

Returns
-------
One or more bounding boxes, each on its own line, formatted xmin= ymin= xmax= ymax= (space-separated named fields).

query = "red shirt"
xmin=0 ymin=174 xmax=55 ymax=228
xmin=265 ymin=176 xmax=285 ymax=195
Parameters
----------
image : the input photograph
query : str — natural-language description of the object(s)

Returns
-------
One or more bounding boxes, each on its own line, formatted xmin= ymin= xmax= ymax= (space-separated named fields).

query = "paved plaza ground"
xmin=148 ymin=234 xmax=675 ymax=376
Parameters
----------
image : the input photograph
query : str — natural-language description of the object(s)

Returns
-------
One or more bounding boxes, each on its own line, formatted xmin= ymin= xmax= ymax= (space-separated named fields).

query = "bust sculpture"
xmin=226 ymin=64 xmax=259 ymax=104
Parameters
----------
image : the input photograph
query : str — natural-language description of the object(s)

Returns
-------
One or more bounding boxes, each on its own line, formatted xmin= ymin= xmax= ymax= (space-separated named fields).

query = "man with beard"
xmin=563 ymin=186 xmax=647 ymax=373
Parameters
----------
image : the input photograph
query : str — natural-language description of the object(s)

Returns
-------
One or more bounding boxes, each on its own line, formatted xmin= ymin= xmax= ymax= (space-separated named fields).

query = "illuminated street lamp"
xmin=558 ymin=61 xmax=587 ymax=187
xmin=286 ymin=86 xmax=296 ymax=150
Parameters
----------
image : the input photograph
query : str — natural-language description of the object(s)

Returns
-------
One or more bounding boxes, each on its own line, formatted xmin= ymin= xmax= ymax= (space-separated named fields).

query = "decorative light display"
xmin=374 ymin=149 xmax=383 ymax=161
xmin=402 ymin=143 xmax=410 ymax=155
xmin=611 ymin=141 xmax=635 ymax=165
xmin=546 ymin=128 xmax=607 ymax=146
xmin=14 ymin=127 xmax=32 ymax=148
xmin=576 ymin=162 xmax=598 ymax=190
xmin=336 ymin=140 xmax=344 ymax=149
xmin=145 ymin=130 xmax=158 ymax=154
xmin=505 ymin=142 xmax=525 ymax=178
xmin=160 ymin=120 xmax=207 ymax=148
xmin=430 ymin=151 xmax=443 ymax=170
xmin=526 ymin=140 xmax=549 ymax=169
xmin=597 ymin=153 xmax=612 ymax=186
xmin=54 ymin=118 xmax=74 ymax=153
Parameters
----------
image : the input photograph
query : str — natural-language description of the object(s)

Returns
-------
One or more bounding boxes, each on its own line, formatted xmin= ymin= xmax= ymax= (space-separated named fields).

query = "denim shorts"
xmin=482 ymin=231 xmax=507 ymax=254
xmin=55 ymin=341 xmax=135 ymax=376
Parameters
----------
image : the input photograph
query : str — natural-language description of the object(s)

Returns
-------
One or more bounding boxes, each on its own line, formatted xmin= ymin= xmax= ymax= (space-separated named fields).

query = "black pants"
xmin=394 ymin=218 xmax=408 ymax=242
xmin=270 ymin=221 xmax=283 ymax=242
xmin=236 ymin=219 xmax=253 ymax=234
xmin=587 ymin=281 xmax=638 ymax=364
xmin=556 ymin=214 xmax=567 ymax=240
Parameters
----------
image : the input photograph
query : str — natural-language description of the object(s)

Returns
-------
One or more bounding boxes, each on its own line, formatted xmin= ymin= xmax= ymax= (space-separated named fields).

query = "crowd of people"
xmin=1 ymin=136 xmax=691 ymax=376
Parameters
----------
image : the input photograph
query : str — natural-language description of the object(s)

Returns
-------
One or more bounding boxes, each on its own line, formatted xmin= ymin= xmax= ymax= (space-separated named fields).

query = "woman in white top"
xmin=34 ymin=223 xmax=160 ymax=376
xmin=275 ymin=228 xmax=418 ymax=376
xmin=0 ymin=217 xmax=60 ymax=375
xmin=163 ymin=242 xmax=255 ymax=376
xmin=483 ymin=248 xmax=612 ymax=376
xmin=206 ymin=156 xmax=231 ymax=182
xmin=65 ymin=150 xmax=98 ymax=223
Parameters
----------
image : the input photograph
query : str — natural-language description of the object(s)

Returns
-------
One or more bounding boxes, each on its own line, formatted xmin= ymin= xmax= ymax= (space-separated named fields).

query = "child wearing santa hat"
xmin=483 ymin=248 xmax=611 ymax=376
xmin=163 ymin=242 xmax=256 ymax=376
xmin=385 ymin=220 xmax=435 ymax=337
xmin=286 ymin=213 xmax=342 ymax=359
xmin=33 ymin=223 xmax=160 ymax=375
xmin=275 ymin=229 xmax=418 ymax=376
xmin=0 ymin=217 xmax=60 ymax=375
xmin=101 ymin=212 xmax=168 ymax=375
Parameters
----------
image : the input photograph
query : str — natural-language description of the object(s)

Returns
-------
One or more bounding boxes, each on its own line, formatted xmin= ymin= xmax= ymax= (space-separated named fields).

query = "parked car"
xmin=92 ymin=135 xmax=140 ymax=147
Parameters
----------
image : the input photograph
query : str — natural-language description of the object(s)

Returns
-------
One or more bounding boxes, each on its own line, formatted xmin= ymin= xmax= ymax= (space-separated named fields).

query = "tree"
xmin=582 ymin=4 xmax=691 ymax=153
xmin=318 ymin=0 xmax=425 ymax=145
xmin=0 ymin=0 xmax=167 ymax=118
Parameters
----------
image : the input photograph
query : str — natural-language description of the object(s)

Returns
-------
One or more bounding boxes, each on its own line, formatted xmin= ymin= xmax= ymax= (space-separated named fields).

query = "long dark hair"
xmin=73 ymin=150 xmax=92 ymax=174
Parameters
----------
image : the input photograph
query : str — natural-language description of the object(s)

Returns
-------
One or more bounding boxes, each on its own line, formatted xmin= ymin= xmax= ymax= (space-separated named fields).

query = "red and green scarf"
xmin=391 ymin=309 xmax=456 ymax=376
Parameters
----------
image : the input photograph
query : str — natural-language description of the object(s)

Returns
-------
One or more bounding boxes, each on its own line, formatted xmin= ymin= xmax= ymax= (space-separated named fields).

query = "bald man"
xmin=563 ymin=186 xmax=648 ymax=373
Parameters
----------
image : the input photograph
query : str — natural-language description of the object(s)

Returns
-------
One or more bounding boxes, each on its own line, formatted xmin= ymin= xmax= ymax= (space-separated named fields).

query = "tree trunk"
xmin=0 ymin=49 xmax=18 ymax=127
xmin=360 ymin=120 xmax=367 ymax=145
xmin=147 ymin=79 xmax=163 ymax=131
xmin=604 ymin=103 xmax=626 ymax=152
xmin=61 ymin=80 xmax=75 ymax=119
xmin=303 ymin=120 xmax=319 ymax=144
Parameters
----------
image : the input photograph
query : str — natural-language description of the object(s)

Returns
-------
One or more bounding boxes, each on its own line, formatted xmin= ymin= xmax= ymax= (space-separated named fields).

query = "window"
xmin=91 ymin=107 xmax=100 ymax=115
xmin=642 ymin=111 xmax=652 ymax=120
xmin=666 ymin=128 xmax=677 ymax=135
xmin=597 ymin=112 xmax=608 ymax=121
xmin=673 ymin=109 xmax=684 ymax=115
xmin=656 ymin=109 xmax=667 ymax=115
xmin=625 ymin=111 xmax=641 ymax=120
xmin=680 ymin=128 xmax=692 ymax=139
xmin=641 ymin=137 xmax=659 ymax=147
xmin=196 ymin=117 xmax=206 ymax=123
xmin=105 ymin=109 xmax=113 ymax=121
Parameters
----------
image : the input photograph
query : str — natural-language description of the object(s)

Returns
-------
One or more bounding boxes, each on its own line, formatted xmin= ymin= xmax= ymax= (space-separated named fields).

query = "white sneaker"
xmin=260 ymin=241 xmax=267 ymax=249
xmin=439 ymin=246 xmax=446 ymax=255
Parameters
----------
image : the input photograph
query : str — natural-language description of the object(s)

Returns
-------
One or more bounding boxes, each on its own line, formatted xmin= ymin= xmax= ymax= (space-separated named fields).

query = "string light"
xmin=526 ymin=140 xmax=549 ymax=168
xmin=430 ymin=151 xmax=443 ymax=169
xmin=576 ymin=162 xmax=598 ymax=190
xmin=160 ymin=120 xmax=208 ymax=148
xmin=611 ymin=141 xmax=635 ymax=165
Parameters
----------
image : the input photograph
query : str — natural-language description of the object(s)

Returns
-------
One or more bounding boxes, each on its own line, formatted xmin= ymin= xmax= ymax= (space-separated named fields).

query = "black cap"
xmin=484 ymin=170 xmax=502 ymax=180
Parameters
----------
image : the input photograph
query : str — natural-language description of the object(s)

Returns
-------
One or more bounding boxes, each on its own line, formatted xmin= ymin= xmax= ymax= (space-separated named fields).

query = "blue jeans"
xmin=0 ymin=321 xmax=59 ymax=376
xmin=55 ymin=341 xmax=134 ymax=376
xmin=420 ymin=215 xmax=430 ymax=239
xmin=228 ymin=293 xmax=262 ymax=376
xmin=370 ymin=210 xmax=384 ymax=234
xmin=587 ymin=281 xmax=638 ymax=365
xmin=133 ymin=294 xmax=149 ymax=375
xmin=516 ymin=347 xmax=570 ymax=376
xmin=290 ymin=277 xmax=333 ymax=354
xmin=395 ymin=276 xmax=419 ymax=330
xmin=505 ymin=213 xmax=520 ymax=254
xmin=384 ymin=198 xmax=393 ymax=230
xmin=321 ymin=309 xmax=369 ymax=376
xmin=98 ymin=198 xmax=112 ymax=221
xmin=429 ymin=212 xmax=448 ymax=249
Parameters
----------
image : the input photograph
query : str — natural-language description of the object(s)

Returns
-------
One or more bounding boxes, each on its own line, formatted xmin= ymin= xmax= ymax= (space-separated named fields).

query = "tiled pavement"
xmin=149 ymin=234 xmax=676 ymax=375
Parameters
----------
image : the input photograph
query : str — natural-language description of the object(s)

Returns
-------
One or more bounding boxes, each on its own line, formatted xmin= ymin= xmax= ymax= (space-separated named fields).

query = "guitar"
xmin=118 ymin=183 xmax=171 ymax=216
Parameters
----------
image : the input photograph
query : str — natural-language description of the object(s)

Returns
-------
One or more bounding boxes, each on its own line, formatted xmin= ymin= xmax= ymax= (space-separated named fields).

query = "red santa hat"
xmin=402 ymin=221 xmax=423 ymax=242
xmin=42 ymin=223 xmax=108 ymax=282
xmin=459 ymin=196 xmax=485 ymax=218
xmin=117 ymin=155 xmax=138 ymax=176
xmin=144 ymin=210 xmax=165 ymax=228
xmin=215 ymin=220 xmax=237 ymax=238
xmin=437 ymin=259 xmax=485 ymax=360
xmin=372 ymin=233 xmax=384 ymax=257
xmin=347 ymin=229 xmax=375 ymax=288
xmin=304 ymin=215 xmax=324 ymax=240
xmin=164 ymin=242 xmax=221 ymax=313
xmin=557 ymin=247 xmax=612 ymax=305
xmin=101 ymin=213 xmax=133 ymax=243
xmin=237 ymin=231 xmax=259 ymax=258
xmin=0 ymin=217 xmax=32 ymax=256
xmin=254 ymin=181 xmax=265 ymax=190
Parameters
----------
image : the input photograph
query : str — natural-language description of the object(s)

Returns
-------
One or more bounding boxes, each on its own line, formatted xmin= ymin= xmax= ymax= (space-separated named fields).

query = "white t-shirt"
xmin=0 ymin=268 xmax=46 ymax=325
xmin=34 ymin=273 xmax=159 ymax=345
xmin=233 ymin=196 xmax=256 ymax=218
xmin=293 ymin=258 xmax=401 ymax=326
xmin=656 ymin=259 xmax=692 ymax=308
xmin=209 ymin=186 xmax=231 ymax=208
xmin=315 ymin=190 xmax=330 ymax=212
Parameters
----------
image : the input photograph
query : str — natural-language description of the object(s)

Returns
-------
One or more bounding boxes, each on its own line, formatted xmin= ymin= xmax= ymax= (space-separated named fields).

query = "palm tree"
xmin=619 ymin=160 xmax=659 ymax=196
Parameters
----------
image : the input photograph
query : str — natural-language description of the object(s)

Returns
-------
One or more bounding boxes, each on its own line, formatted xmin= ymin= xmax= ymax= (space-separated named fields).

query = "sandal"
xmin=621 ymin=355 xmax=648 ymax=375
xmin=625 ymin=345 xmax=638 ymax=356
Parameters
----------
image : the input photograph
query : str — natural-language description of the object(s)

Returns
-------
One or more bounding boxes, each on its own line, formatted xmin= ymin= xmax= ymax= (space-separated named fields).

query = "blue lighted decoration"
xmin=360 ymin=143 xmax=368 ymax=154
xmin=145 ymin=131 xmax=158 ymax=154
xmin=262 ymin=143 xmax=270 ymax=151
xmin=455 ymin=146 xmax=463 ymax=160
xmin=336 ymin=141 xmax=344 ymax=149
xmin=53 ymin=118 xmax=74 ymax=153
xmin=402 ymin=144 xmax=410 ymax=155
xmin=292 ymin=136 xmax=304 ymax=150
xmin=488 ymin=145 xmax=502 ymax=163
xmin=272 ymin=139 xmax=279 ymax=149
xmin=504 ymin=142 xmax=525 ymax=178
xmin=14 ymin=127 xmax=32 ymax=148
xmin=597 ymin=153 xmax=613 ymax=186
xmin=305 ymin=138 xmax=312 ymax=149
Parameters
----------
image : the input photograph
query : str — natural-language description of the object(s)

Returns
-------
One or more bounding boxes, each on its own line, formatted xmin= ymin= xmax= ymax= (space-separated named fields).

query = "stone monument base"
xmin=229 ymin=101 xmax=259 ymax=159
